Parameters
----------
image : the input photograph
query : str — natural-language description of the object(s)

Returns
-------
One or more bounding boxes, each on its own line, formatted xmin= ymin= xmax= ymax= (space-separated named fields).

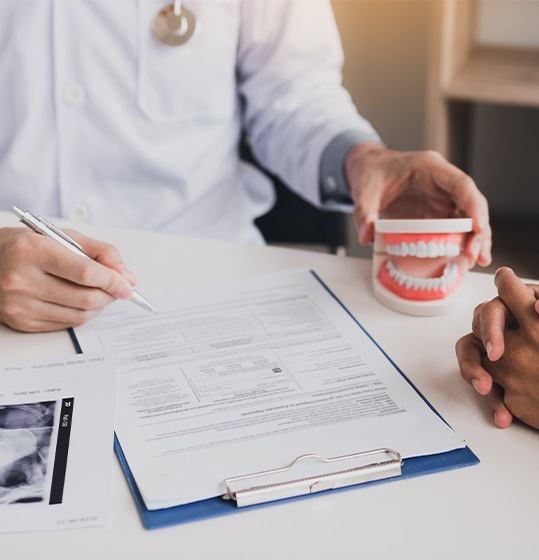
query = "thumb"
xmin=64 ymin=230 xmax=137 ymax=286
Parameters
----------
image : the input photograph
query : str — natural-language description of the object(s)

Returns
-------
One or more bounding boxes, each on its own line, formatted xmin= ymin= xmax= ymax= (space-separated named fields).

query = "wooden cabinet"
xmin=426 ymin=0 xmax=539 ymax=170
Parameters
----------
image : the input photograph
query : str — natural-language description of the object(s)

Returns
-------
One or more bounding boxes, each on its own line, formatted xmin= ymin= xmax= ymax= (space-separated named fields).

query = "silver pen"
xmin=11 ymin=206 xmax=155 ymax=314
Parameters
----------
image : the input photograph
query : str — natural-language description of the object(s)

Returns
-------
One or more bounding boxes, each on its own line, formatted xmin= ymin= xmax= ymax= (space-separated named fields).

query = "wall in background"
xmin=332 ymin=0 xmax=430 ymax=151
xmin=477 ymin=0 xmax=539 ymax=48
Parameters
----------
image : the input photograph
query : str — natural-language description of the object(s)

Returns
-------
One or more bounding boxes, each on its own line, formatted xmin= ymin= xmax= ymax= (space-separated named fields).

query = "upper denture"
xmin=382 ymin=233 xmax=464 ymax=259
xmin=386 ymin=241 xmax=461 ymax=258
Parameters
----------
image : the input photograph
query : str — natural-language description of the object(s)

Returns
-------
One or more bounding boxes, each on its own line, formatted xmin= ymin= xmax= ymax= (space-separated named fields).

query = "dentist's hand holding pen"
xmin=0 ymin=208 xmax=153 ymax=332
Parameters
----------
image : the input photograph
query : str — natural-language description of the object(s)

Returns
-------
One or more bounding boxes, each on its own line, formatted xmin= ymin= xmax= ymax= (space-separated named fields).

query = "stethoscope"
xmin=154 ymin=0 xmax=196 ymax=46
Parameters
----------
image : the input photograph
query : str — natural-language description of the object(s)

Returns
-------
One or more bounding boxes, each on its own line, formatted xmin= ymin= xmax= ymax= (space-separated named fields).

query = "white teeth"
xmin=384 ymin=260 xmax=460 ymax=292
xmin=444 ymin=262 xmax=459 ymax=284
xmin=400 ymin=242 xmax=409 ymax=257
xmin=384 ymin=241 xmax=461 ymax=259
xmin=445 ymin=243 xmax=460 ymax=257
xmin=427 ymin=241 xmax=438 ymax=258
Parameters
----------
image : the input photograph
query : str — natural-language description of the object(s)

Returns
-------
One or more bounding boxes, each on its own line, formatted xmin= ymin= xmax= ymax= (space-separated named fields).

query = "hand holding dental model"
xmin=346 ymin=143 xmax=492 ymax=268
xmin=345 ymin=144 xmax=491 ymax=315
xmin=456 ymin=268 xmax=539 ymax=430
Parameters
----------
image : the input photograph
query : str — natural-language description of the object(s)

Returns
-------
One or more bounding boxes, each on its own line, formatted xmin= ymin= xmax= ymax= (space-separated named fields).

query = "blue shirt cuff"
xmin=319 ymin=130 xmax=382 ymax=207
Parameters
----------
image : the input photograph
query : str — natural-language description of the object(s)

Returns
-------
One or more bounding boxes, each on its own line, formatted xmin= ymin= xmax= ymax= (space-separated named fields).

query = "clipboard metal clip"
xmin=222 ymin=448 xmax=403 ymax=508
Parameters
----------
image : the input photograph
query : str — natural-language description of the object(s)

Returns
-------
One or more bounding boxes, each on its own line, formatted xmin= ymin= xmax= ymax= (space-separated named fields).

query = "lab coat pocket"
xmin=137 ymin=0 xmax=240 ymax=123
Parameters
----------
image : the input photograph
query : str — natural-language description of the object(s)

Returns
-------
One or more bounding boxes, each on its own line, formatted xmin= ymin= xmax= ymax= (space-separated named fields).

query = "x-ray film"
xmin=0 ymin=355 xmax=115 ymax=532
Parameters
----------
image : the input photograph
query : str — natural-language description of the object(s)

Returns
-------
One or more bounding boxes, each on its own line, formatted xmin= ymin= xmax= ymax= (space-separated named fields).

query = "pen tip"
xmin=143 ymin=301 xmax=157 ymax=314
xmin=142 ymin=302 xmax=156 ymax=314
xmin=130 ymin=292 xmax=156 ymax=314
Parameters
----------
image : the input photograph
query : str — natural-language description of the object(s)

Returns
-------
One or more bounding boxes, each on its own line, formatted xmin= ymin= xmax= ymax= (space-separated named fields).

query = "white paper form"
xmin=0 ymin=355 xmax=116 ymax=532
xmin=75 ymin=269 xmax=464 ymax=509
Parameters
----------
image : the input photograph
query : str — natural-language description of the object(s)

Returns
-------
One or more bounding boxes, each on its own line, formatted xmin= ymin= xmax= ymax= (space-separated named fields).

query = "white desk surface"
xmin=1 ymin=212 xmax=537 ymax=560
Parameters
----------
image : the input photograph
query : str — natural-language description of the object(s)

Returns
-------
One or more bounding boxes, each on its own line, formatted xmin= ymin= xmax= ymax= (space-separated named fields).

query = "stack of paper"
xmin=75 ymin=269 xmax=467 ymax=512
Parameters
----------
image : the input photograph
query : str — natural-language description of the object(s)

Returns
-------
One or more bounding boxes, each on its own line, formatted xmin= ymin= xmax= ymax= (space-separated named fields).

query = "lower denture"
xmin=378 ymin=260 xmax=462 ymax=301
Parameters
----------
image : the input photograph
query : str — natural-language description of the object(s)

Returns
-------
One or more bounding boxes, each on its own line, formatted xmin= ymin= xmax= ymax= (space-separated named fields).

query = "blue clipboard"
xmin=69 ymin=270 xmax=479 ymax=530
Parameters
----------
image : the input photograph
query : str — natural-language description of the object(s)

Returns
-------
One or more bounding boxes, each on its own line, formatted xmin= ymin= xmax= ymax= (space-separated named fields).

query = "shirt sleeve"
xmin=237 ymin=0 xmax=381 ymax=209
xmin=319 ymin=130 xmax=383 ymax=211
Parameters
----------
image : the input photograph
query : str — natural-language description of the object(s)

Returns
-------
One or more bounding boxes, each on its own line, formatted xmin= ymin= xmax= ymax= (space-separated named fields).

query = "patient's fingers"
xmin=472 ymin=298 xmax=511 ymax=361
xmin=495 ymin=268 xmax=536 ymax=328
xmin=456 ymin=335 xmax=513 ymax=428
xmin=486 ymin=383 xmax=513 ymax=429
xmin=455 ymin=333 xmax=492 ymax=395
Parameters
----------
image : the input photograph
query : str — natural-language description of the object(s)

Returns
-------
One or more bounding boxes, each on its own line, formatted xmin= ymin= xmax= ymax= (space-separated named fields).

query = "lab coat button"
xmin=68 ymin=204 xmax=91 ymax=222
xmin=63 ymin=82 xmax=86 ymax=107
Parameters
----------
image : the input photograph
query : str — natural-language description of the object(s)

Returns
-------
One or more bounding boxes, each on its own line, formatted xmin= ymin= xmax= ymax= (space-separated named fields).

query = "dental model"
xmin=373 ymin=218 xmax=473 ymax=316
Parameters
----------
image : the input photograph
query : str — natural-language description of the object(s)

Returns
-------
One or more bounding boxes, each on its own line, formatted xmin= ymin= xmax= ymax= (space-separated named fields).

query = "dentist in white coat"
xmin=0 ymin=0 xmax=491 ymax=332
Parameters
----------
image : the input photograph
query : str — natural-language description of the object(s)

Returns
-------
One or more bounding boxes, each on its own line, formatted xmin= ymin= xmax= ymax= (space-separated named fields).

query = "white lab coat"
xmin=0 ymin=0 xmax=377 ymax=243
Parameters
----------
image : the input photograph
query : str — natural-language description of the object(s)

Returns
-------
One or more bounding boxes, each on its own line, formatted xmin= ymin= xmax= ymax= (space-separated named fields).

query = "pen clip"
xmin=12 ymin=207 xmax=49 ymax=235
xmin=38 ymin=216 xmax=86 ymax=254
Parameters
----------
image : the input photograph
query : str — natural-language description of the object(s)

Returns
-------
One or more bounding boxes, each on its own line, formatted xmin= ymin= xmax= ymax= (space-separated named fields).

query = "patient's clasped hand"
xmin=457 ymin=267 xmax=539 ymax=430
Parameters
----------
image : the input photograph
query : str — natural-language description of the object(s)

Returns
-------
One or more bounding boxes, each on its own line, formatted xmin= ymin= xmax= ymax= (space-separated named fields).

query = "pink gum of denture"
xmin=382 ymin=233 xmax=465 ymax=246
xmin=378 ymin=261 xmax=463 ymax=301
